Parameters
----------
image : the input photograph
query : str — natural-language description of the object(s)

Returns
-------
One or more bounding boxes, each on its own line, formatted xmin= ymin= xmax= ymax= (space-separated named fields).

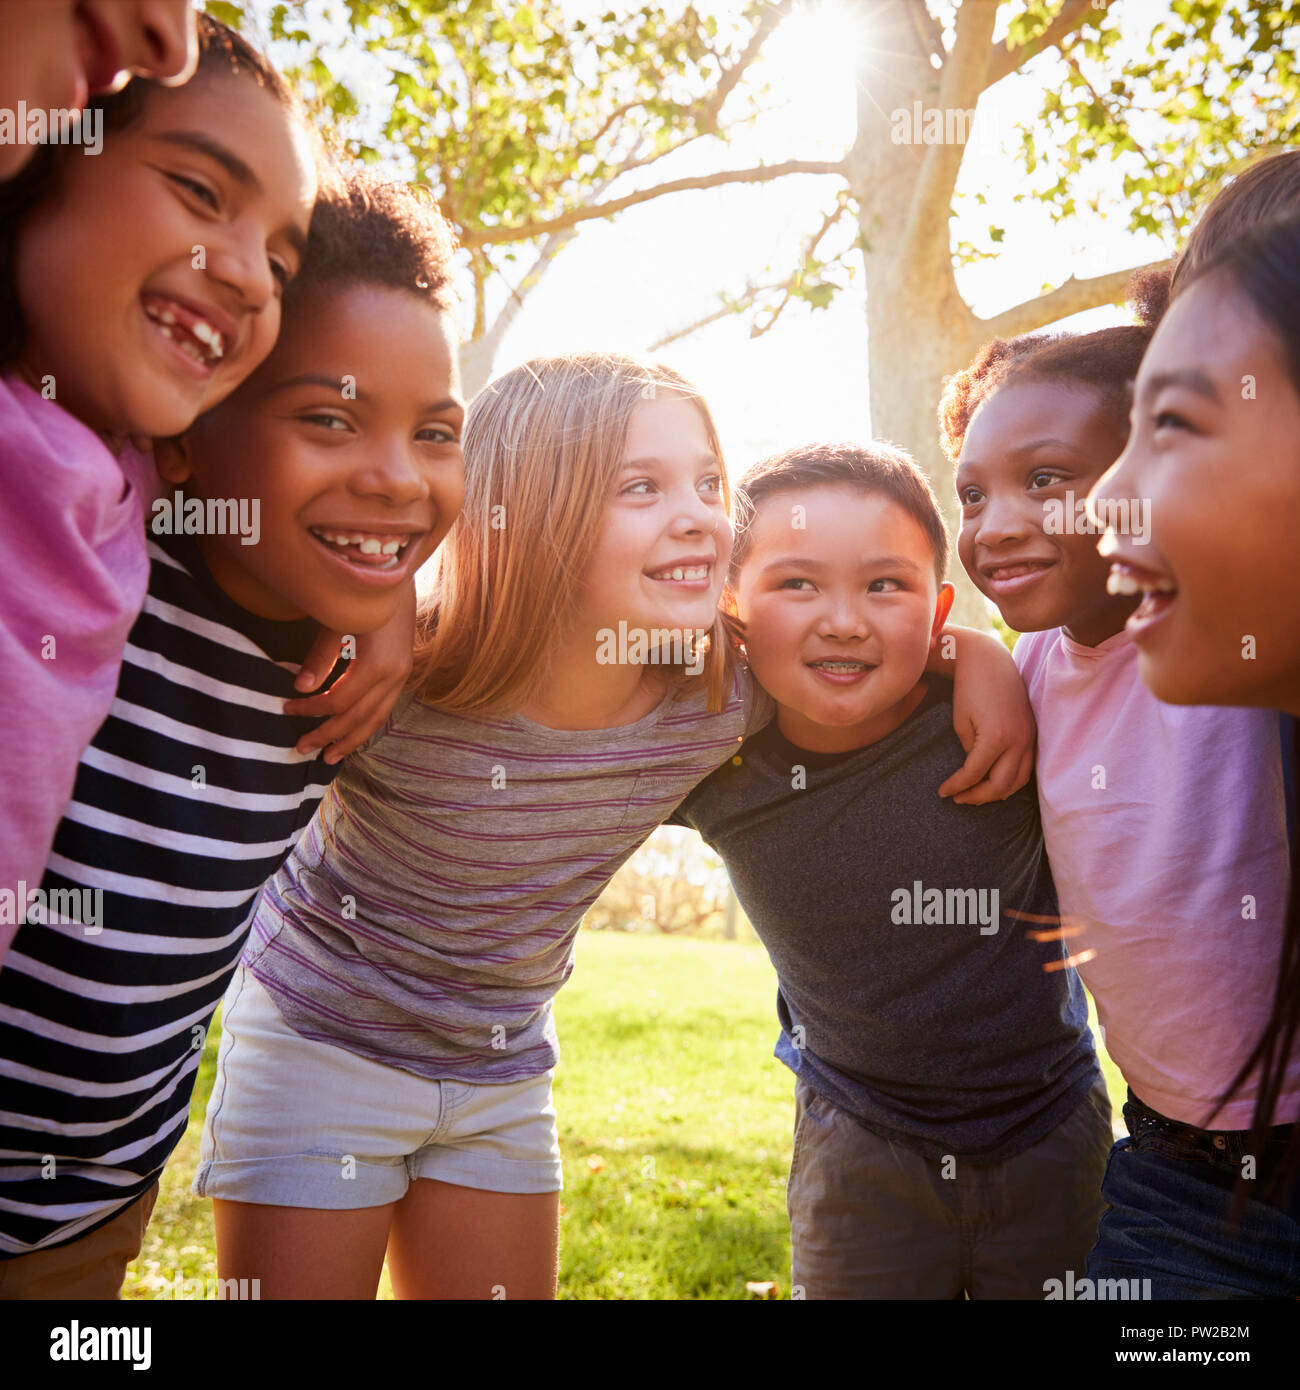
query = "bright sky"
xmin=248 ymin=0 xmax=1204 ymax=894
xmin=490 ymin=0 xmax=1173 ymax=473
xmin=257 ymin=0 xmax=1178 ymax=477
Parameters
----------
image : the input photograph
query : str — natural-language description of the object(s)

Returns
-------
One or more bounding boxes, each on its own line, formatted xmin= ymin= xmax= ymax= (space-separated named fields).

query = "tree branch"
xmin=461 ymin=159 xmax=848 ymax=247
xmin=906 ymin=0 xmax=947 ymax=67
xmin=649 ymin=197 xmax=853 ymax=349
xmin=693 ymin=0 xmax=794 ymax=134
xmin=903 ymin=0 xmax=997 ymax=280
xmin=987 ymin=0 xmax=1093 ymax=88
xmin=979 ymin=258 xmax=1171 ymax=340
xmin=750 ymin=198 xmax=853 ymax=338
xmin=649 ymin=290 xmax=775 ymax=351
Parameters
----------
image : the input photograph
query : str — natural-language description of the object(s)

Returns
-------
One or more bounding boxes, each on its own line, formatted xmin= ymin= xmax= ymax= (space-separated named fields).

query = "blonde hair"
xmin=410 ymin=351 xmax=735 ymax=714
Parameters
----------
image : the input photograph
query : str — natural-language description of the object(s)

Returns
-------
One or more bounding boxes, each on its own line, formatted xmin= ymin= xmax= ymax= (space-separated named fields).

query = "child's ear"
xmin=930 ymin=581 xmax=956 ymax=643
xmin=153 ymin=435 xmax=194 ymax=486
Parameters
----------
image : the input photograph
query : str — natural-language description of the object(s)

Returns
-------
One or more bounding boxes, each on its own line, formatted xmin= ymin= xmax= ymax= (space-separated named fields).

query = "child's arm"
xmin=928 ymin=625 xmax=1036 ymax=805
xmin=285 ymin=583 xmax=416 ymax=764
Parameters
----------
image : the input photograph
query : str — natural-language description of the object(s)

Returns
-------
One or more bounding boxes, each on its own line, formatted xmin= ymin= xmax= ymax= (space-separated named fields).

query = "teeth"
xmin=815 ymin=661 xmax=865 ymax=671
xmin=146 ymin=301 xmax=221 ymax=365
xmin=1107 ymin=566 xmax=1176 ymax=597
xmin=653 ymin=564 xmax=708 ymax=581
xmin=191 ymin=319 xmax=222 ymax=352
xmin=314 ymin=530 xmax=410 ymax=554
xmin=1107 ymin=570 xmax=1140 ymax=596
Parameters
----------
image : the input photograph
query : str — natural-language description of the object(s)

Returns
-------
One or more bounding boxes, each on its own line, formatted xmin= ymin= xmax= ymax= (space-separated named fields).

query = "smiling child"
xmin=0 ymin=172 xmax=463 ymax=1299
xmin=670 ymin=441 xmax=1107 ymax=1299
xmin=945 ymin=317 xmax=1297 ymax=1296
xmin=0 ymin=16 xmax=319 ymax=961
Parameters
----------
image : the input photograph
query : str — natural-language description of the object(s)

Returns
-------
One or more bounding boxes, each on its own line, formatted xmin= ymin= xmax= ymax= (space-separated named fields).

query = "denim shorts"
xmin=194 ymin=965 xmax=563 ymax=1207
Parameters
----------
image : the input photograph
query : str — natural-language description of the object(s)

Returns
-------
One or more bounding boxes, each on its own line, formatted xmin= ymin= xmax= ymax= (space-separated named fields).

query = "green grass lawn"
xmin=124 ymin=931 xmax=1126 ymax=1300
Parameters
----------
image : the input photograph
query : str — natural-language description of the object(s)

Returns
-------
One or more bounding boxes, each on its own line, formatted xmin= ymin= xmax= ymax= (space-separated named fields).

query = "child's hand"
xmin=930 ymin=625 xmax=1036 ymax=804
xmin=286 ymin=585 xmax=416 ymax=764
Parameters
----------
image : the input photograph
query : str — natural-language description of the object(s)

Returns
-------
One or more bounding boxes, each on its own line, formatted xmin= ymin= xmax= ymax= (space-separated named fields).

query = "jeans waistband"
xmin=1125 ymin=1090 xmax=1294 ymax=1166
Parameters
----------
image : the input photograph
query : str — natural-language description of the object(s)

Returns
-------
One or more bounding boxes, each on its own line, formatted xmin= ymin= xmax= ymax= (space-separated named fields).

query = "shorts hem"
xmin=193 ymin=1154 xmax=409 ymax=1209
xmin=408 ymin=1151 xmax=563 ymax=1195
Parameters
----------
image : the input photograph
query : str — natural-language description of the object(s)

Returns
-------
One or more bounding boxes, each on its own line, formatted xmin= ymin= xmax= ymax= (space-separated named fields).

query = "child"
xmin=669 ymin=442 xmax=1108 ymax=1299
xmin=1094 ymin=214 xmax=1300 ymax=1252
xmin=0 ymin=1 xmax=197 ymax=178
xmin=0 ymin=16 xmax=318 ymax=961
xmin=196 ymin=353 xmax=1038 ymax=1300
xmin=0 ymin=173 xmax=464 ymax=1299
xmin=944 ymin=316 xmax=1297 ymax=1296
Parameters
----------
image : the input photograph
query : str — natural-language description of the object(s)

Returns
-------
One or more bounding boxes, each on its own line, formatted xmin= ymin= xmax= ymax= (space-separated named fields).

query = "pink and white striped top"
xmin=245 ymin=671 xmax=767 ymax=1081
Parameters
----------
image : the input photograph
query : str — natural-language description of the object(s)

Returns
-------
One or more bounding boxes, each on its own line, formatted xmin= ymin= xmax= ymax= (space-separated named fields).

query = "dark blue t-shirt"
xmin=671 ymin=676 xmax=1099 ymax=1161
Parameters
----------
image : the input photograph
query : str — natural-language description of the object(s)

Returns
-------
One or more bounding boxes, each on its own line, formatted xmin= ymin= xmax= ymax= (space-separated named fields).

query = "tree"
xmin=214 ymin=0 xmax=1299 ymax=618
xmin=583 ymin=827 xmax=735 ymax=935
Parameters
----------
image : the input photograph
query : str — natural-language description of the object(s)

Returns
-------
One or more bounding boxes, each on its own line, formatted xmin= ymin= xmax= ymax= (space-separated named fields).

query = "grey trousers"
xmin=786 ymin=1077 xmax=1113 ymax=1299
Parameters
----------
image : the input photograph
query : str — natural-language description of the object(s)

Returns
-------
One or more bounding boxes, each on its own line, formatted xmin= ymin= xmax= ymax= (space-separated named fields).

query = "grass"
xmin=124 ymin=931 xmax=1126 ymax=1300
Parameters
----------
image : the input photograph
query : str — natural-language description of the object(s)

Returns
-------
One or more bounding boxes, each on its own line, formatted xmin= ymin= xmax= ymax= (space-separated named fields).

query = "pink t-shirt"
xmin=1015 ymin=626 xmax=1297 ymax=1128
xmin=0 ymin=375 xmax=153 ymax=962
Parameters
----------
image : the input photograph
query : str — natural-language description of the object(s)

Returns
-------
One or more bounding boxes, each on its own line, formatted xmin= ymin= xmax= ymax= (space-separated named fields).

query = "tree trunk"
xmin=862 ymin=248 xmax=986 ymax=624
xmin=849 ymin=0 xmax=992 ymax=627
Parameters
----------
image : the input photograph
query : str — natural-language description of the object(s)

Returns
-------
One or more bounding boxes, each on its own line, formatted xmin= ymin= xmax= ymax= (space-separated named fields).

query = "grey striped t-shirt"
xmin=245 ymin=669 xmax=767 ymax=1081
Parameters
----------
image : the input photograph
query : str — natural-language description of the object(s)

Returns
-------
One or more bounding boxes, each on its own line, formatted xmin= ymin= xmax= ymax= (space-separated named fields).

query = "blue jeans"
xmin=1087 ymin=1091 xmax=1300 ymax=1298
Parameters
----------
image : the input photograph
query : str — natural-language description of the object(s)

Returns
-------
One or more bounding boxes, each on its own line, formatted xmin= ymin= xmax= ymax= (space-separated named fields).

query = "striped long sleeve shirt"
xmin=0 ymin=532 xmax=336 ymax=1257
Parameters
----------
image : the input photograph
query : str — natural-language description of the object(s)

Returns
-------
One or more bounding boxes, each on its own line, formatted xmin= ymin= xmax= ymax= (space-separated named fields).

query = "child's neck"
xmin=519 ymin=635 xmax=667 ymax=730
xmin=1060 ymin=599 xmax=1138 ymax=648
xmin=774 ymin=677 xmax=929 ymax=755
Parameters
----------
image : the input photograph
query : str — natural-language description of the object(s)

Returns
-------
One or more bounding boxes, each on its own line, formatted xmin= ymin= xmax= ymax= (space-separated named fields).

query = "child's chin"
xmin=983 ymin=594 xmax=1064 ymax=636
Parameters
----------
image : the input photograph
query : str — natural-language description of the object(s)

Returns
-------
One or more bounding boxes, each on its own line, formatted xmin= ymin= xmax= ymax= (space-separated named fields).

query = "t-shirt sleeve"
xmin=0 ymin=383 xmax=149 ymax=965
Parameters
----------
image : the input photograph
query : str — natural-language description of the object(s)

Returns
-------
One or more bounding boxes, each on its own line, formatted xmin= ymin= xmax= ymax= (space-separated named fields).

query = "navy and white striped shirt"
xmin=0 ymin=531 xmax=336 ymax=1257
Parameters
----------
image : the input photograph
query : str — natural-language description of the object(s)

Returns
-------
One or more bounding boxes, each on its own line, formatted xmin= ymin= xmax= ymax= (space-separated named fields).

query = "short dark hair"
xmin=938 ymin=321 xmax=1155 ymax=466
xmin=1172 ymin=148 xmax=1300 ymax=299
xmin=287 ymin=171 xmax=457 ymax=315
xmin=0 ymin=15 xmax=306 ymax=365
xmin=730 ymin=441 xmax=950 ymax=585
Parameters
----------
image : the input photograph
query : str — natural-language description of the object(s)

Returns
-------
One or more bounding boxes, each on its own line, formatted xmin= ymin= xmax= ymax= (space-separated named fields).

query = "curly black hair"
xmin=287 ymin=172 xmax=457 ymax=315
xmin=937 ymin=294 xmax=1161 ymax=466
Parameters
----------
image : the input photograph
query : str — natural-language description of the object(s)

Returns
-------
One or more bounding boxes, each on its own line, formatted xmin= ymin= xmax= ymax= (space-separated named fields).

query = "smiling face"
xmin=14 ymin=68 xmax=315 ymax=438
xmin=160 ymin=282 xmax=465 ymax=633
xmin=733 ymin=485 xmax=953 ymax=753
xmin=1091 ymin=277 xmax=1300 ymax=711
xmin=955 ymin=379 xmax=1137 ymax=646
xmin=0 ymin=2 xmax=197 ymax=177
xmin=576 ymin=394 xmax=732 ymax=644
